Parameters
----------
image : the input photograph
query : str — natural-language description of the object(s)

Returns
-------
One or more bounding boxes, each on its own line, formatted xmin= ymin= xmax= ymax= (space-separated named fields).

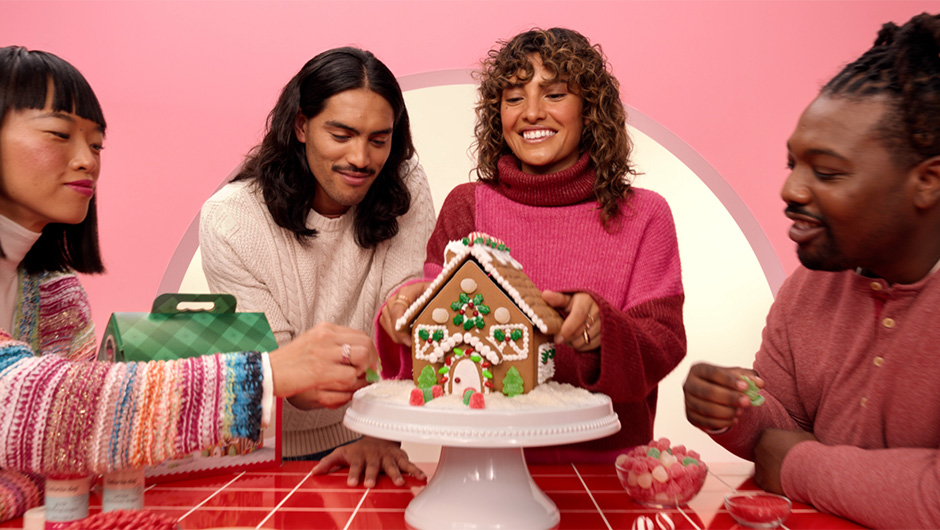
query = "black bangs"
xmin=1 ymin=47 xmax=106 ymax=130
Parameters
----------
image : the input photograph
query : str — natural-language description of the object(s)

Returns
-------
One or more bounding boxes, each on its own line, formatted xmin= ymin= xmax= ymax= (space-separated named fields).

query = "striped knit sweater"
xmin=0 ymin=271 xmax=266 ymax=522
xmin=381 ymin=153 xmax=687 ymax=464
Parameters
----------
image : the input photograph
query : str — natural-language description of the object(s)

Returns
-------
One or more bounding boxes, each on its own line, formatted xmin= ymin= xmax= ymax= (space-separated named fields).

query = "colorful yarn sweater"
xmin=0 ymin=271 xmax=266 ymax=523
xmin=380 ymin=153 xmax=686 ymax=464
xmin=712 ymin=266 xmax=940 ymax=529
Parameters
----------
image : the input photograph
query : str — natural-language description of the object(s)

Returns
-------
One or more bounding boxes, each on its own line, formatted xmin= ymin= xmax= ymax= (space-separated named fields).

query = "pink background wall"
xmin=2 ymin=0 xmax=935 ymax=324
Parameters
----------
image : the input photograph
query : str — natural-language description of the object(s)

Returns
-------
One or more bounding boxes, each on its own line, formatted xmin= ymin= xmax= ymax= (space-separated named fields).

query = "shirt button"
xmin=873 ymin=357 xmax=884 ymax=367
xmin=870 ymin=281 xmax=882 ymax=291
xmin=882 ymin=317 xmax=896 ymax=328
xmin=861 ymin=397 xmax=868 ymax=407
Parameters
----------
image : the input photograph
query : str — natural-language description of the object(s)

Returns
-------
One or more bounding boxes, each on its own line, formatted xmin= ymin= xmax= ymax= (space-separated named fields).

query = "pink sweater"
xmin=381 ymin=153 xmax=686 ymax=463
xmin=714 ymin=266 xmax=940 ymax=529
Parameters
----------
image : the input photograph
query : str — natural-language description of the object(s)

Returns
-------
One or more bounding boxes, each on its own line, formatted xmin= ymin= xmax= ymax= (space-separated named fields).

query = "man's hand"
xmin=754 ymin=428 xmax=817 ymax=493
xmin=683 ymin=363 xmax=764 ymax=432
xmin=378 ymin=282 xmax=430 ymax=346
xmin=311 ymin=436 xmax=427 ymax=487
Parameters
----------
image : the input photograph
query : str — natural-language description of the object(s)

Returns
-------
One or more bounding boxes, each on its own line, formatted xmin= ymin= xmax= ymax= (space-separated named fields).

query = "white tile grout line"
xmin=341 ymin=488 xmax=370 ymax=530
xmin=675 ymin=504 xmax=702 ymax=530
xmin=571 ymin=463 xmax=614 ymax=530
xmin=175 ymin=471 xmax=246 ymax=523
xmin=253 ymin=468 xmax=316 ymax=529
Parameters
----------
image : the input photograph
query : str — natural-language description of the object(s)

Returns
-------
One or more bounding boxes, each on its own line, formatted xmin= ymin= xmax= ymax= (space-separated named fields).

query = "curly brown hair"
xmin=474 ymin=27 xmax=636 ymax=225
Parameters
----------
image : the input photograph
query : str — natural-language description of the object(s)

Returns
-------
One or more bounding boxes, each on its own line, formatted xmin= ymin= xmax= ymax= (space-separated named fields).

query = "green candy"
xmin=682 ymin=456 xmax=699 ymax=466
xmin=365 ymin=368 xmax=380 ymax=383
xmin=740 ymin=375 xmax=765 ymax=406
xmin=646 ymin=447 xmax=661 ymax=459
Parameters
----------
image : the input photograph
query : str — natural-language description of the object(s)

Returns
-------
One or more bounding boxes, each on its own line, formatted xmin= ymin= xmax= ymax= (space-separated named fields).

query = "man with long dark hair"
xmin=200 ymin=47 xmax=434 ymax=487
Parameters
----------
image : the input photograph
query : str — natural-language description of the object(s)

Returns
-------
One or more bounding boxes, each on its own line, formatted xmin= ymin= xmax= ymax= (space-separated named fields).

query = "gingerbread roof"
xmin=395 ymin=233 xmax=563 ymax=334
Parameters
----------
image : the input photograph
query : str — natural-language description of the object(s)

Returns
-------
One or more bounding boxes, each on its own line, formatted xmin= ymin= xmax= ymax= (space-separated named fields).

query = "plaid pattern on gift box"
xmin=99 ymin=294 xmax=278 ymax=362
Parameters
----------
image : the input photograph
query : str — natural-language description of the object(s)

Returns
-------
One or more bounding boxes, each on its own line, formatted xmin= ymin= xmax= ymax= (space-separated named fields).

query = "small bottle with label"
xmin=102 ymin=469 xmax=145 ymax=512
xmin=44 ymin=474 xmax=90 ymax=529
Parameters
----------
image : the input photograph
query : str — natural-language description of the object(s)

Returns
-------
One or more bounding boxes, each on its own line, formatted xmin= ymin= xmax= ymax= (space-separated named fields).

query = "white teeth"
xmin=523 ymin=130 xmax=555 ymax=140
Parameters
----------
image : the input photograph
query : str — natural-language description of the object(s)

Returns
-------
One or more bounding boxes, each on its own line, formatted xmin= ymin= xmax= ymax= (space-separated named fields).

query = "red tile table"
xmin=0 ymin=461 xmax=866 ymax=529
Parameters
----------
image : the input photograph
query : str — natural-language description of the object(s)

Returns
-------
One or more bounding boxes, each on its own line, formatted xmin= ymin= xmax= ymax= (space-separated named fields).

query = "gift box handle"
xmin=151 ymin=293 xmax=238 ymax=314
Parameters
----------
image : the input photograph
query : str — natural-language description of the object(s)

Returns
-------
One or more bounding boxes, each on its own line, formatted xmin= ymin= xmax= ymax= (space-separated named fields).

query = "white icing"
xmin=462 ymin=333 xmax=499 ymax=365
xmin=537 ymin=343 xmax=556 ymax=384
xmin=485 ymin=324 xmax=529 ymax=360
xmin=363 ymin=380 xmax=605 ymax=411
xmin=460 ymin=278 xmax=477 ymax=292
xmin=432 ymin=308 xmax=449 ymax=324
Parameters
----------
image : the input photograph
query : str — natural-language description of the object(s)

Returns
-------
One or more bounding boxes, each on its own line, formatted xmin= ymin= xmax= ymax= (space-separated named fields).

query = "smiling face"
xmin=782 ymin=95 xmax=923 ymax=282
xmin=0 ymin=103 xmax=103 ymax=232
xmin=295 ymin=87 xmax=395 ymax=217
xmin=500 ymin=54 xmax=584 ymax=175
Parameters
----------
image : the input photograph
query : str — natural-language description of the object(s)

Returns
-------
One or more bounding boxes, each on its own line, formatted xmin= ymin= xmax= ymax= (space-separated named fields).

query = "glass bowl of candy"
xmin=724 ymin=492 xmax=792 ymax=528
xmin=614 ymin=438 xmax=707 ymax=507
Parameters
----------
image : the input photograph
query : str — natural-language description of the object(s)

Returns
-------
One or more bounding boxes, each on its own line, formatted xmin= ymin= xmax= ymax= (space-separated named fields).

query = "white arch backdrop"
xmin=159 ymin=71 xmax=779 ymax=465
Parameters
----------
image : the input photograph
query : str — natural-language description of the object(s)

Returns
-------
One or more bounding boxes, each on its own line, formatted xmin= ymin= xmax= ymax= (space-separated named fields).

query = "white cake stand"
xmin=344 ymin=383 xmax=621 ymax=530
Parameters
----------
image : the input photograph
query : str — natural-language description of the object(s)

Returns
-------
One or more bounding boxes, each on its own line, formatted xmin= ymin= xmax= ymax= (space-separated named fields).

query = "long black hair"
xmin=822 ymin=12 xmax=940 ymax=168
xmin=0 ymin=46 xmax=105 ymax=274
xmin=235 ymin=47 xmax=415 ymax=248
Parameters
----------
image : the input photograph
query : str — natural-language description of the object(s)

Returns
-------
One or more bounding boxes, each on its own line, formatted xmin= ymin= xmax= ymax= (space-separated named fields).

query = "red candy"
xmin=615 ymin=438 xmax=707 ymax=507
xmin=468 ymin=392 xmax=485 ymax=409
xmin=409 ymin=388 xmax=425 ymax=406
xmin=727 ymin=494 xmax=791 ymax=524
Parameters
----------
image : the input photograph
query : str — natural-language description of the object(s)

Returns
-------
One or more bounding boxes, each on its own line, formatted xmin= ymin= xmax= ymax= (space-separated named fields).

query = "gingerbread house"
xmin=395 ymin=233 xmax=563 ymax=397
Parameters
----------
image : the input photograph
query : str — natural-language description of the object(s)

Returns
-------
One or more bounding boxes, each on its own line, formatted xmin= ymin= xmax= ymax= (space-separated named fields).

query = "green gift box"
xmin=99 ymin=293 xmax=278 ymax=362
xmin=99 ymin=293 xmax=281 ymax=481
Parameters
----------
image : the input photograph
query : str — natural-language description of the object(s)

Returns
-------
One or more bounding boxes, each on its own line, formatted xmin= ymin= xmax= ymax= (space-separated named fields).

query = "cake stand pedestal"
xmin=344 ymin=384 xmax=620 ymax=530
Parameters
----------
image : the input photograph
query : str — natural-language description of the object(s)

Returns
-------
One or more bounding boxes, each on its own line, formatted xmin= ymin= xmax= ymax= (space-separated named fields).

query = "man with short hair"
xmin=200 ymin=47 xmax=435 ymax=487
xmin=682 ymin=13 xmax=940 ymax=530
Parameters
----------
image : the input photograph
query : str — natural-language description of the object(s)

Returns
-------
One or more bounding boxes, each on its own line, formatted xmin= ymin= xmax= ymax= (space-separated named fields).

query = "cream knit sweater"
xmin=199 ymin=160 xmax=435 ymax=457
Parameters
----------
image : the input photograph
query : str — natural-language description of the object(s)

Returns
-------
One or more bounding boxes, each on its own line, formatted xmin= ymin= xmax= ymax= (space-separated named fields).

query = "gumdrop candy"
xmin=651 ymin=465 xmax=669 ymax=483
xmin=409 ymin=388 xmax=425 ymax=406
xmin=637 ymin=472 xmax=653 ymax=489
xmin=469 ymin=392 xmax=485 ymax=409
xmin=432 ymin=385 xmax=444 ymax=398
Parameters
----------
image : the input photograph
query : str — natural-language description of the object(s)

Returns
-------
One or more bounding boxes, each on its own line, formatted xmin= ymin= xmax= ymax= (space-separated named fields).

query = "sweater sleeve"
xmin=780 ymin=441 xmax=940 ymax=529
xmin=0 ymin=331 xmax=265 ymax=476
xmin=709 ymin=273 xmax=807 ymax=460
xmin=200 ymin=187 xmax=293 ymax=346
xmin=560 ymin=194 xmax=686 ymax=402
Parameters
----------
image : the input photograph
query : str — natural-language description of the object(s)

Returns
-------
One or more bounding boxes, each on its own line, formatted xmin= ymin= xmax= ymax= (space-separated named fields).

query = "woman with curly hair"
xmin=379 ymin=28 xmax=686 ymax=464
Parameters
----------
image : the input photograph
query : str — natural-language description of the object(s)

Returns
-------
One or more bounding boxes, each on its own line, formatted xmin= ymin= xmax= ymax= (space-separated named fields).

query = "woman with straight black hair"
xmin=0 ymin=46 xmax=380 ymax=522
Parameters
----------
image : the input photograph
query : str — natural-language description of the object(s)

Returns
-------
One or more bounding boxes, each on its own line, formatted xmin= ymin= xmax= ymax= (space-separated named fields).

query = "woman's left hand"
xmin=542 ymin=290 xmax=601 ymax=351
xmin=311 ymin=436 xmax=427 ymax=487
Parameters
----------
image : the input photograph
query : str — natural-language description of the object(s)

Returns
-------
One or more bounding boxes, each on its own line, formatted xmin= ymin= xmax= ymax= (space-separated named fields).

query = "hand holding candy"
xmin=740 ymin=375 xmax=764 ymax=406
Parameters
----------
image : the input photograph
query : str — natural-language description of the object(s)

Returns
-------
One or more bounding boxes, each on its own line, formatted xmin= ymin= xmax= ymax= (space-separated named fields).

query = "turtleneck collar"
xmin=0 ymin=214 xmax=41 ymax=270
xmin=494 ymin=152 xmax=596 ymax=207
